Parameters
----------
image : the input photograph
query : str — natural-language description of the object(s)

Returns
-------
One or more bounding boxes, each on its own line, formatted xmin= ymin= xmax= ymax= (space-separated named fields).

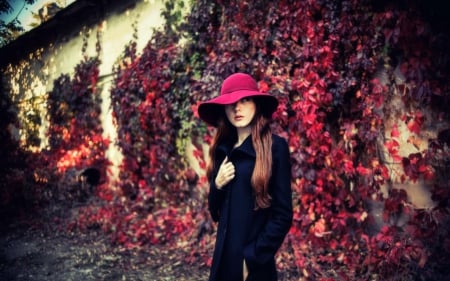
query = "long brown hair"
xmin=206 ymin=102 xmax=273 ymax=209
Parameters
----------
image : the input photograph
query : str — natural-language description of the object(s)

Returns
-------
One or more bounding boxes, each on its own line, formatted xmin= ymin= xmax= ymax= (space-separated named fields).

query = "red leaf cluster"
xmin=2 ymin=0 xmax=449 ymax=280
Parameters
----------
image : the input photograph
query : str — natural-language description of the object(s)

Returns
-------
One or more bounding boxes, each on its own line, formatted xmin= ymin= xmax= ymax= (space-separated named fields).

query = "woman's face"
xmin=224 ymin=97 xmax=256 ymax=129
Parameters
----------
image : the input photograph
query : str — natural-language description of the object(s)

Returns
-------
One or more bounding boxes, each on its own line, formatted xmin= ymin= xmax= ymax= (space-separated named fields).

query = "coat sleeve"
xmin=243 ymin=136 xmax=293 ymax=268
xmin=208 ymin=156 xmax=227 ymax=222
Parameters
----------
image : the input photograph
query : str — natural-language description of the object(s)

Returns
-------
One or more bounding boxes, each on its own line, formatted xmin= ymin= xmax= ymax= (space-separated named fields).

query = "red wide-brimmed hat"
xmin=198 ymin=73 xmax=278 ymax=126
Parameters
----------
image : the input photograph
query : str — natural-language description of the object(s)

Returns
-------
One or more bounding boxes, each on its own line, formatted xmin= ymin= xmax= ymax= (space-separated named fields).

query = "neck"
xmin=235 ymin=126 xmax=252 ymax=147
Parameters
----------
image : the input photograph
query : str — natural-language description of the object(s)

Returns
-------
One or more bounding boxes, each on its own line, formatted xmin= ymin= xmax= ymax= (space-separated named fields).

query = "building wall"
xmin=1 ymin=0 xmax=444 ymax=211
xmin=2 ymin=0 xmax=169 ymax=178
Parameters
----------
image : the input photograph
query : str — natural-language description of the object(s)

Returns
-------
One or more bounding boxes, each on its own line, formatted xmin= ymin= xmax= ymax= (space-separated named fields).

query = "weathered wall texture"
xmin=2 ymin=0 xmax=167 ymax=175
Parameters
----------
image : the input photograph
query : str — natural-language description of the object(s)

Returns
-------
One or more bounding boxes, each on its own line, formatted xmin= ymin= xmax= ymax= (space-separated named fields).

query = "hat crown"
xmin=220 ymin=73 xmax=258 ymax=95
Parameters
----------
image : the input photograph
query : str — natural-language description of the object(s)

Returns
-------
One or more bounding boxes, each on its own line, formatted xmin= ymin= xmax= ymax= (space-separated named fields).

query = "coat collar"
xmin=217 ymin=135 xmax=256 ymax=158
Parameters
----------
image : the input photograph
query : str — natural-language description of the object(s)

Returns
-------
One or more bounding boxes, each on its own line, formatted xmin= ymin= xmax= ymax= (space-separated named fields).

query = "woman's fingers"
xmin=222 ymin=159 xmax=235 ymax=178
xmin=215 ymin=157 xmax=235 ymax=189
xmin=222 ymin=156 xmax=228 ymax=165
xmin=243 ymin=260 xmax=248 ymax=281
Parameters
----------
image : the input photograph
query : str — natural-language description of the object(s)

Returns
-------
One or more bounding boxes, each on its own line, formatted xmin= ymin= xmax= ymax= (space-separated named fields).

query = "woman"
xmin=198 ymin=73 xmax=293 ymax=281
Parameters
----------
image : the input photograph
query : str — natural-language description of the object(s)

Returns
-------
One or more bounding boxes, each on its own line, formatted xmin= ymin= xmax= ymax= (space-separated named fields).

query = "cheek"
xmin=225 ymin=107 xmax=234 ymax=120
xmin=247 ymin=105 xmax=256 ymax=119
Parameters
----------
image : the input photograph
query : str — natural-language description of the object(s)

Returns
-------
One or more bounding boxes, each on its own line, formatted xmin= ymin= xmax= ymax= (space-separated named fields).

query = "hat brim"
xmin=198 ymin=90 xmax=278 ymax=127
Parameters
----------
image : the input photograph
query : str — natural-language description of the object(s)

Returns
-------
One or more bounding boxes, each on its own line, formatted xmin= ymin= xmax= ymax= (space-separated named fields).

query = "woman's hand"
xmin=215 ymin=156 xmax=235 ymax=189
xmin=243 ymin=259 xmax=248 ymax=281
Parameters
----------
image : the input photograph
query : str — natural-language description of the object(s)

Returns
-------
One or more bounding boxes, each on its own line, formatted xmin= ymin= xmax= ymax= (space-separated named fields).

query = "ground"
xmin=0 ymin=199 xmax=300 ymax=281
xmin=0 ymin=204 xmax=209 ymax=281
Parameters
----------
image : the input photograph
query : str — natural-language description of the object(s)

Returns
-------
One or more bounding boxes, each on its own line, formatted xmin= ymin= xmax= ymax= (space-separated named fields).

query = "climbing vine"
xmin=184 ymin=0 xmax=450 ymax=279
xmin=1 ymin=0 xmax=448 ymax=280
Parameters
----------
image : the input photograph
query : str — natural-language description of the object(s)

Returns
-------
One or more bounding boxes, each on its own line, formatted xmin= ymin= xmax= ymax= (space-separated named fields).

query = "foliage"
xmin=0 ymin=74 xmax=30 ymax=219
xmin=96 ymin=9 xmax=205 ymax=248
xmin=0 ymin=0 xmax=36 ymax=14
xmin=47 ymin=56 xmax=108 ymax=170
xmin=0 ymin=48 xmax=51 ymax=220
xmin=183 ymin=0 xmax=450 ymax=279
xmin=1 ymin=0 xmax=449 ymax=280
xmin=0 ymin=0 xmax=37 ymax=47
xmin=14 ymin=55 xmax=111 ymax=205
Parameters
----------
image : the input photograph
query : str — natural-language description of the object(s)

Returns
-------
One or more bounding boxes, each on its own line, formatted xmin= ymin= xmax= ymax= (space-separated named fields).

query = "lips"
xmin=235 ymin=115 xmax=243 ymax=121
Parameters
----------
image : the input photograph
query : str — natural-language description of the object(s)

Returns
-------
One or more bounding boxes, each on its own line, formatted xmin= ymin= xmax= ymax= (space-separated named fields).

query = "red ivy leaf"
xmin=385 ymin=139 xmax=400 ymax=157
xmin=356 ymin=163 xmax=371 ymax=176
xmin=406 ymin=112 xmax=425 ymax=134
xmin=258 ymin=80 xmax=269 ymax=92
xmin=391 ymin=124 xmax=400 ymax=138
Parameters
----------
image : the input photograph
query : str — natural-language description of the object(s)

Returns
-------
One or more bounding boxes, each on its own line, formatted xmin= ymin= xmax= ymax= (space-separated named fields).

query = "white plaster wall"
xmin=42 ymin=0 xmax=165 ymax=81
xmin=5 ymin=0 xmax=167 ymax=181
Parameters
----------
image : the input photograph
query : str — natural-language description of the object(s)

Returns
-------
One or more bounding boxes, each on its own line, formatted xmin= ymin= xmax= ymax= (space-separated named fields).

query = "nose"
xmin=225 ymin=101 xmax=241 ymax=113
xmin=233 ymin=101 xmax=242 ymax=111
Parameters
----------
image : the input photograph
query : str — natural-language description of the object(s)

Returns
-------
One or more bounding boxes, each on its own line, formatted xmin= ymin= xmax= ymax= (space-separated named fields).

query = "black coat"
xmin=208 ymin=134 xmax=293 ymax=281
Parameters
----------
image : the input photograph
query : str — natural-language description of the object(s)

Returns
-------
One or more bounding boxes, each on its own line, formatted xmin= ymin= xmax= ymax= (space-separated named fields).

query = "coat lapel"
xmin=217 ymin=135 xmax=256 ymax=158
xmin=234 ymin=135 xmax=256 ymax=158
